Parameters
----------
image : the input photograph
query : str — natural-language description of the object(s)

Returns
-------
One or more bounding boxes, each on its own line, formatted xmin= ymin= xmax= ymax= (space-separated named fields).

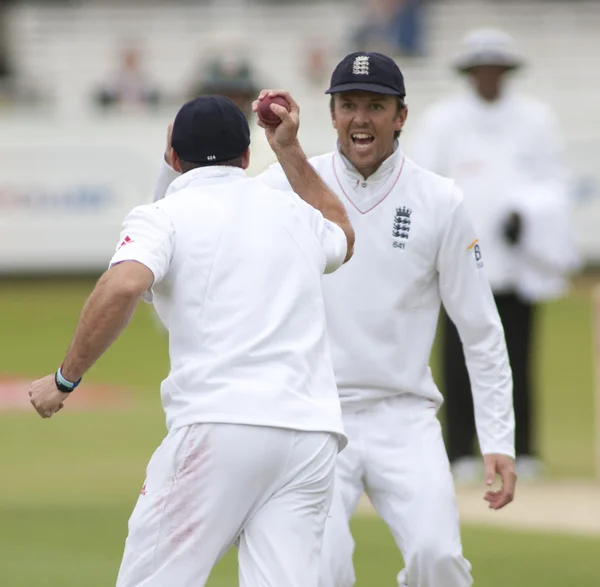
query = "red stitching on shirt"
xmin=332 ymin=153 xmax=405 ymax=215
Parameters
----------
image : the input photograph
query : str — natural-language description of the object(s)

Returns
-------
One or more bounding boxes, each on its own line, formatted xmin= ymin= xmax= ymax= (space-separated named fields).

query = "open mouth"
xmin=351 ymin=132 xmax=375 ymax=149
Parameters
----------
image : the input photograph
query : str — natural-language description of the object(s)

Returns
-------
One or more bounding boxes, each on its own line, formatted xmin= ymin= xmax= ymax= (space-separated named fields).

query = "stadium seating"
xmin=5 ymin=0 xmax=600 ymax=261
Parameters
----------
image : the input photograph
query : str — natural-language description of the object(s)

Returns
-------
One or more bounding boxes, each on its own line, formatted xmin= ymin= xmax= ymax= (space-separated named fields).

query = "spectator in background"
xmin=0 ymin=0 xmax=45 ymax=107
xmin=353 ymin=0 xmax=424 ymax=57
xmin=188 ymin=55 xmax=257 ymax=117
xmin=188 ymin=55 xmax=275 ymax=176
xmin=410 ymin=29 xmax=580 ymax=483
xmin=94 ymin=46 xmax=161 ymax=111
xmin=0 ymin=0 xmax=11 ymax=82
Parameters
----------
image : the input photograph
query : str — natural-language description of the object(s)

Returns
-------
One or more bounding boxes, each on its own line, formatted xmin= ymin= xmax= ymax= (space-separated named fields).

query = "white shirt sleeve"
xmin=109 ymin=204 xmax=175 ymax=301
xmin=320 ymin=219 xmax=348 ymax=274
xmin=295 ymin=197 xmax=348 ymax=274
xmin=153 ymin=158 xmax=180 ymax=203
xmin=437 ymin=190 xmax=515 ymax=457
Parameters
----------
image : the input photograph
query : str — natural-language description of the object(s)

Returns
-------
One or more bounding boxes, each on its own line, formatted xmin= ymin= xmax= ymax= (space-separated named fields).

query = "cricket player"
xmin=152 ymin=54 xmax=517 ymax=587
xmin=29 ymin=94 xmax=355 ymax=587
xmin=410 ymin=29 xmax=579 ymax=483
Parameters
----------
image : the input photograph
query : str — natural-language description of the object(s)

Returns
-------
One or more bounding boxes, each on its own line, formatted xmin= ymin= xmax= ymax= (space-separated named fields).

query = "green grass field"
xmin=1 ymin=277 xmax=599 ymax=586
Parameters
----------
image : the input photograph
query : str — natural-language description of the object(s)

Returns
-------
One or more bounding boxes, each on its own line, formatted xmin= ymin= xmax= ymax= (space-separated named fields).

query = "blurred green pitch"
xmin=0 ymin=277 xmax=598 ymax=586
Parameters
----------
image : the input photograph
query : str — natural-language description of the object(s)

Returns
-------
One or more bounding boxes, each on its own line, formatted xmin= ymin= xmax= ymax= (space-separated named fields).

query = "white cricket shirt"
xmin=258 ymin=145 xmax=515 ymax=457
xmin=111 ymin=166 xmax=348 ymax=447
xmin=410 ymin=90 xmax=579 ymax=301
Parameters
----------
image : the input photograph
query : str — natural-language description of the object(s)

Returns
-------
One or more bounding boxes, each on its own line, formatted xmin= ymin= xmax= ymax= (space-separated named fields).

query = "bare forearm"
xmin=61 ymin=276 xmax=141 ymax=381
xmin=274 ymin=141 xmax=354 ymax=255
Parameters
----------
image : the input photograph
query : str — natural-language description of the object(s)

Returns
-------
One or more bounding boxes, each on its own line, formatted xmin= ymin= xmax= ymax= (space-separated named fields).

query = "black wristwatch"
xmin=54 ymin=366 xmax=82 ymax=393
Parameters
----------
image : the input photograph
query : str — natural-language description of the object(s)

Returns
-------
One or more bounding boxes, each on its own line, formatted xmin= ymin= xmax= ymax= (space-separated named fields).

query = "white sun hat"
xmin=453 ymin=28 xmax=525 ymax=72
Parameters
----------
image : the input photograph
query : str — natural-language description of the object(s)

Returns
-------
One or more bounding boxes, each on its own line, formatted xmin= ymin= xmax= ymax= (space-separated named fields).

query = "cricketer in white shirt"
xmin=153 ymin=71 xmax=516 ymax=587
xmin=262 ymin=56 xmax=515 ymax=587
xmin=29 ymin=94 xmax=354 ymax=587
xmin=260 ymin=138 xmax=513 ymax=587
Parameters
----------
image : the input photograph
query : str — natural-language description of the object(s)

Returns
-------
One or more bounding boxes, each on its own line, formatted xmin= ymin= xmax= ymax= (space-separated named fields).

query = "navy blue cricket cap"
xmin=171 ymin=95 xmax=250 ymax=164
xmin=325 ymin=52 xmax=406 ymax=97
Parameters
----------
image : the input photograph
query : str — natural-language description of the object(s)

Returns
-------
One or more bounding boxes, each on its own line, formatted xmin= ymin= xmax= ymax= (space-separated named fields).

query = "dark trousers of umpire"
xmin=442 ymin=293 xmax=535 ymax=462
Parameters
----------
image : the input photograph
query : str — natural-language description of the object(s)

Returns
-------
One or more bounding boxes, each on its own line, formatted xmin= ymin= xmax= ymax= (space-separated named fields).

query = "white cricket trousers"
xmin=116 ymin=423 xmax=338 ymax=587
xmin=319 ymin=394 xmax=473 ymax=587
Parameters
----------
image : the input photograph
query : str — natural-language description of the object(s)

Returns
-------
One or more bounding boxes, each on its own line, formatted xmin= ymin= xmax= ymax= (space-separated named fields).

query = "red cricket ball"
xmin=257 ymin=96 xmax=290 ymax=126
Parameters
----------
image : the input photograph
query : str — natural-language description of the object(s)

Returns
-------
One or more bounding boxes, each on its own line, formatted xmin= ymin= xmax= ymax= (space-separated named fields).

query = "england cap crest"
xmin=325 ymin=52 xmax=406 ymax=97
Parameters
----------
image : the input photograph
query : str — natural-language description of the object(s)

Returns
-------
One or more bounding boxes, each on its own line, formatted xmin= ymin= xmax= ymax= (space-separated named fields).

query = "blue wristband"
xmin=55 ymin=366 xmax=81 ymax=393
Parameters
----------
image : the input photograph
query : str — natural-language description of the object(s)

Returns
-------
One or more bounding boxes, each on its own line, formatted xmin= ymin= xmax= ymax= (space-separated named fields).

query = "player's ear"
xmin=331 ymin=111 xmax=337 ymax=129
xmin=330 ymin=96 xmax=337 ymax=129
xmin=241 ymin=148 xmax=250 ymax=170
xmin=394 ymin=104 xmax=408 ymax=132
xmin=171 ymin=151 xmax=182 ymax=173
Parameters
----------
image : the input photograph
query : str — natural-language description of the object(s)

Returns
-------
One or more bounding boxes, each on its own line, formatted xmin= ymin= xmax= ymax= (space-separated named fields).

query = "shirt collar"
xmin=165 ymin=166 xmax=246 ymax=197
xmin=335 ymin=140 xmax=402 ymax=183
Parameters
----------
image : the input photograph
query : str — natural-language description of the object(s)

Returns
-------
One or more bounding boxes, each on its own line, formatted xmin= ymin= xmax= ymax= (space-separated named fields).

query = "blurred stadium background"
xmin=0 ymin=0 xmax=599 ymax=585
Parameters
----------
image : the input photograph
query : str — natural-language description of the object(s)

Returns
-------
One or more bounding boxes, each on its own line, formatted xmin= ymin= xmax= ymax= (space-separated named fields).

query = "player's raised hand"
xmin=29 ymin=374 xmax=69 ymax=419
xmin=253 ymin=89 xmax=300 ymax=151
xmin=482 ymin=454 xmax=517 ymax=510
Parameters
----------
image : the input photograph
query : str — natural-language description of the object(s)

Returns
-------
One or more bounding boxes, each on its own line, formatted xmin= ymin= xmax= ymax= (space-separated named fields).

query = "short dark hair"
xmin=329 ymin=94 xmax=407 ymax=140
xmin=179 ymin=154 xmax=245 ymax=174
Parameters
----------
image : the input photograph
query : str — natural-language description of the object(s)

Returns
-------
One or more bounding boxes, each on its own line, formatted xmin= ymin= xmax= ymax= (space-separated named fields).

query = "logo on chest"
xmin=392 ymin=206 xmax=411 ymax=249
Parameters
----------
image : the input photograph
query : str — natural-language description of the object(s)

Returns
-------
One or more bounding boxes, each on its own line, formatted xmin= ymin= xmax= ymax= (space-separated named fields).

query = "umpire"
xmin=411 ymin=29 xmax=579 ymax=482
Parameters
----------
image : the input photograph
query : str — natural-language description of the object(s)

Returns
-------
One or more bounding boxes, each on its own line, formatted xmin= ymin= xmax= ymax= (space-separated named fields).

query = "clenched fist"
xmin=29 ymin=374 xmax=69 ymax=419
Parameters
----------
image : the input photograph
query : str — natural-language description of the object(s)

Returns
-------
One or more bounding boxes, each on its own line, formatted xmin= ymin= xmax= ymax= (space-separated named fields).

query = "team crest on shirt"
xmin=392 ymin=206 xmax=411 ymax=249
